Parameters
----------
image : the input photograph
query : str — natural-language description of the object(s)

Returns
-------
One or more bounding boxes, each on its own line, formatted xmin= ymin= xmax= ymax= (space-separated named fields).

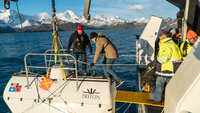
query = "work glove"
xmin=90 ymin=63 xmax=95 ymax=67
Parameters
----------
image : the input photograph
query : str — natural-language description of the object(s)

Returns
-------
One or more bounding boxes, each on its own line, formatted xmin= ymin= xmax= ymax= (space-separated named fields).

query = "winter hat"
xmin=159 ymin=31 xmax=168 ymax=37
xmin=161 ymin=29 xmax=167 ymax=33
xmin=77 ymin=25 xmax=83 ymax=30
xmin=187 ymin=30 xmax=198 ymax=39
xmin=90 ymin=32 xmax=98 ymax=39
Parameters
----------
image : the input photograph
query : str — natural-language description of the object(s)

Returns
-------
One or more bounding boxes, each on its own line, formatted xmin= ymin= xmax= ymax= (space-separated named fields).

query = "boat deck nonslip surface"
xmin=115 ymin=90 xmax=164 ymax=107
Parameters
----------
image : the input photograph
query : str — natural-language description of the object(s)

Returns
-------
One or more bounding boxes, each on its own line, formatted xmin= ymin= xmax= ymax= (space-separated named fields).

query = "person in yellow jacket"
xmin=180 ymin=30 xmax=198 ymax=60
xmin=90 ymin=32 xmax=124 ymax=88
xmin=148 ymin=32 xmax=182 ymax=104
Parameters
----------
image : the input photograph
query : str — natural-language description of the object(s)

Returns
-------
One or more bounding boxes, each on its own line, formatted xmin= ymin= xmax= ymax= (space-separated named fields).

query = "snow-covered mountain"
xmin=0 ymin=9 xmax=149 ymax=28
xmin=0 ymin=9 xmax=177 ymax=33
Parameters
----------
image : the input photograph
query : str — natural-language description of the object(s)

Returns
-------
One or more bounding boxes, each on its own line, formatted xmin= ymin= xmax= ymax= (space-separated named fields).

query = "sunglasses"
xmin=188 ymin=37 xmax=198 ymax=40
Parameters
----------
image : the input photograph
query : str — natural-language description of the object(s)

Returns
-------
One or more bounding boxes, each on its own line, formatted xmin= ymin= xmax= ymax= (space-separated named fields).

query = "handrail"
xmin=44 ymin=49 xmax=72 ymax=67
xmin=24 ymin=52 xmax=150 ymax=89
xmin=24 ymin=53 xmax=77 ymax=89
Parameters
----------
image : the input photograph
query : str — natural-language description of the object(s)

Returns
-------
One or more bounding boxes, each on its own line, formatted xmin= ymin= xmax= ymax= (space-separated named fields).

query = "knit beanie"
xmin=77 ymin=25 xmax=83 ymax=30
xmin=90 ymin=32 xmax=98 ymax=39
xmin=187 ymin=30 xmax=198 ymax=39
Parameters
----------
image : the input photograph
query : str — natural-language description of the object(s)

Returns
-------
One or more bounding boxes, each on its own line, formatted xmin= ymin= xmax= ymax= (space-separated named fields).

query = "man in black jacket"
xmin=67 ymin=25 xmax=92 ymax=75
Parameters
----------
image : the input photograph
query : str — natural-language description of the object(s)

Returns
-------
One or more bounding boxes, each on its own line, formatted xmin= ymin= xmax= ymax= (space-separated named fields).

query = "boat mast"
xmin=83 ymin=0 xmax=91 ymax=21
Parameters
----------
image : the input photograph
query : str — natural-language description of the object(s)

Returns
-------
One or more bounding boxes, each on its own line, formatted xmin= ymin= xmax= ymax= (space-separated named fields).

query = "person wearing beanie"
xmin=67 ymin=24 xmax=92 ymax=75
xmin=90 ymin=32 xmax=124 ymax=88
xmin=180 ymin=30 xmax=198 ymax=59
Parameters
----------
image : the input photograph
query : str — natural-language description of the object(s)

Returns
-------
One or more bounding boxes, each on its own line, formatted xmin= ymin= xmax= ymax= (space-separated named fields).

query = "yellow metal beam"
xmin=115 ymin=90 xmax=164 ymax=107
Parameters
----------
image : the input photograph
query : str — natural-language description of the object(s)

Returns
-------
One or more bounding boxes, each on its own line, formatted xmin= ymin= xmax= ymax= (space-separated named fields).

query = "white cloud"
xmin=128 ymin=5 xmax=144 ymax=10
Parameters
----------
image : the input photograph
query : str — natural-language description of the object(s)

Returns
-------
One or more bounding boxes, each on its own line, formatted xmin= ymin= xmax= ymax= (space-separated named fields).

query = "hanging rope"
xmin=123 ymin=103 xmax=132 ymax=113
xmin=15 ymin=2 xmax=33 ymax=72
xmin=77 ymin=60 xmax=146 ymax=66
xmin=115 ymin=103 xmax=128 ymax=112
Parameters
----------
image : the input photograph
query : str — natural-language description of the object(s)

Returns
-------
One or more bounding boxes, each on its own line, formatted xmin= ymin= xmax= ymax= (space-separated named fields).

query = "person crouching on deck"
xmin=89 ymin=32 xmax=124 ymax=88
xmin=148 ymin=32 xmax=182 ymax=104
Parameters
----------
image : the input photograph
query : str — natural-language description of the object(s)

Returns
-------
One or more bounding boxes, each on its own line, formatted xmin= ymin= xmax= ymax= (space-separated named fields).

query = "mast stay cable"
xmin=15 ymin=2 xmax=33 ymax=71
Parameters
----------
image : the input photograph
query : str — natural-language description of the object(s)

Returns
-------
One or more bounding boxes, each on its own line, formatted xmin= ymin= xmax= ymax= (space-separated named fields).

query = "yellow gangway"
xmin=115 ymin=90 xmax=164 ymax=107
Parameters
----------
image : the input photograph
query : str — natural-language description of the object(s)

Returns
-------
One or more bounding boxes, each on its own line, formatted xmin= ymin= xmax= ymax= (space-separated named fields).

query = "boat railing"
xmin=24 ymin=50 xmax=151 ymax=90
xmin=136 ymin=40 xmax=154 ymax=68
xmin=44 ymin=49 xmax=150 ymax=66
xmin=44 ymin=49 xmax=73 ymax=66
xmin=24 ymin=53 xmax=78 ymax=89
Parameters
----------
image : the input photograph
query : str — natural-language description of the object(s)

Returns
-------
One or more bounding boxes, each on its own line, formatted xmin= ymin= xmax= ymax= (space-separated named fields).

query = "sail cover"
xmin=166 ymin=0 xmax=186 ymax=9
xmin=186 ymin=0 xmax=200 ymax=35
xmin=167 ymin=0 xmax=200 ymax=35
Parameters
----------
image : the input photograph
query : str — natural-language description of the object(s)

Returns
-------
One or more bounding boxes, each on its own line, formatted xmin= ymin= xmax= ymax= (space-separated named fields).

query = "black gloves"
xmin=90 ymin=63 xmax=95 ymax=67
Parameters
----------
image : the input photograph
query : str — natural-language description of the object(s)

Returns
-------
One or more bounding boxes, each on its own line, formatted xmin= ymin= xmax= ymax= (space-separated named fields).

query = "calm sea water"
xmin=0 ymin=29 xmax=143 ymax=113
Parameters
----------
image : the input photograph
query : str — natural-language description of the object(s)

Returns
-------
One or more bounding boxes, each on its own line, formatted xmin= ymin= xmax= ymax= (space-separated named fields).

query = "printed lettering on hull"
xmin=82 ymin=88 xmax=101 ymax=100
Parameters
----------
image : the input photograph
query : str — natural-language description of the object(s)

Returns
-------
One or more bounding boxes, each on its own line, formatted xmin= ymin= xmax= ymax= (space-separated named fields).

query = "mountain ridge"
xmin=0 ymin=9 xmax=177 ymax=33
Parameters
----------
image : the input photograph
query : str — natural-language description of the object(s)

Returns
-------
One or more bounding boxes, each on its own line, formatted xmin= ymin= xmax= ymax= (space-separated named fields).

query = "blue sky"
xmin=0 ymin=0 xmax=179 ymax=20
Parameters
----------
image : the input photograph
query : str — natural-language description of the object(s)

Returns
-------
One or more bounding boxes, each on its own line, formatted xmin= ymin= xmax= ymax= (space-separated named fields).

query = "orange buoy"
xmin=39 ymin=77 xmax=54 ymax=91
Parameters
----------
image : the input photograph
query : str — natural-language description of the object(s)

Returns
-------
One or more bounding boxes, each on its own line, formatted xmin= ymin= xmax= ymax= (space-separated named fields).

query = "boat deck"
xmin=115 ymin=90 xmax=164 ymax=107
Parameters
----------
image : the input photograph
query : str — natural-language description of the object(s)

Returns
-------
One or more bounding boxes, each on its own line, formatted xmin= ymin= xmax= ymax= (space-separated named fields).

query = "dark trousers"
xmin=73 ymin=51 xmax=87 ymax=72
xmin=101 ymin=56 xmax=122 ymax=82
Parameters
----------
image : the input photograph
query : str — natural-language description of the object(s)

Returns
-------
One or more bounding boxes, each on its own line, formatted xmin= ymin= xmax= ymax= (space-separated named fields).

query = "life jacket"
xmin=155 ymin=38 xmax=182 ymax=77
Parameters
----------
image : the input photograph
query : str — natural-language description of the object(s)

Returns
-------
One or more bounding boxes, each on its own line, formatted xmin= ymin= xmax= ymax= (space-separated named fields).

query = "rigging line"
xmin=22 ymin=100 xmax=65 ymax=113
xmin=35 ymin=75 xmax=42 ymax=101
xmin=123 ymin=103 xmax=132 ymax=113
xmin=57 ymin=34 xmax=70 ymax=65
xmin=24 ymin=77 xmax=68 ymax=112
xmin=56 ymin=80 xmax=72 ymax=103
xmin=15 ymin=2 xmax=33 ymax=71
xmin=88 ymin=54 xmax=153 ymax=58
xmin=161 ymin=108 xmax=165 ymax=113
xmin=116 ymin=103 xmax=128 ymax=111
xmin=42 ymin=80 xmax=69 ymax=101
xmin=77 ymin=60 xmax=145 ymax=66
xmin=56 ymin=75 xmax=74 ymax=97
